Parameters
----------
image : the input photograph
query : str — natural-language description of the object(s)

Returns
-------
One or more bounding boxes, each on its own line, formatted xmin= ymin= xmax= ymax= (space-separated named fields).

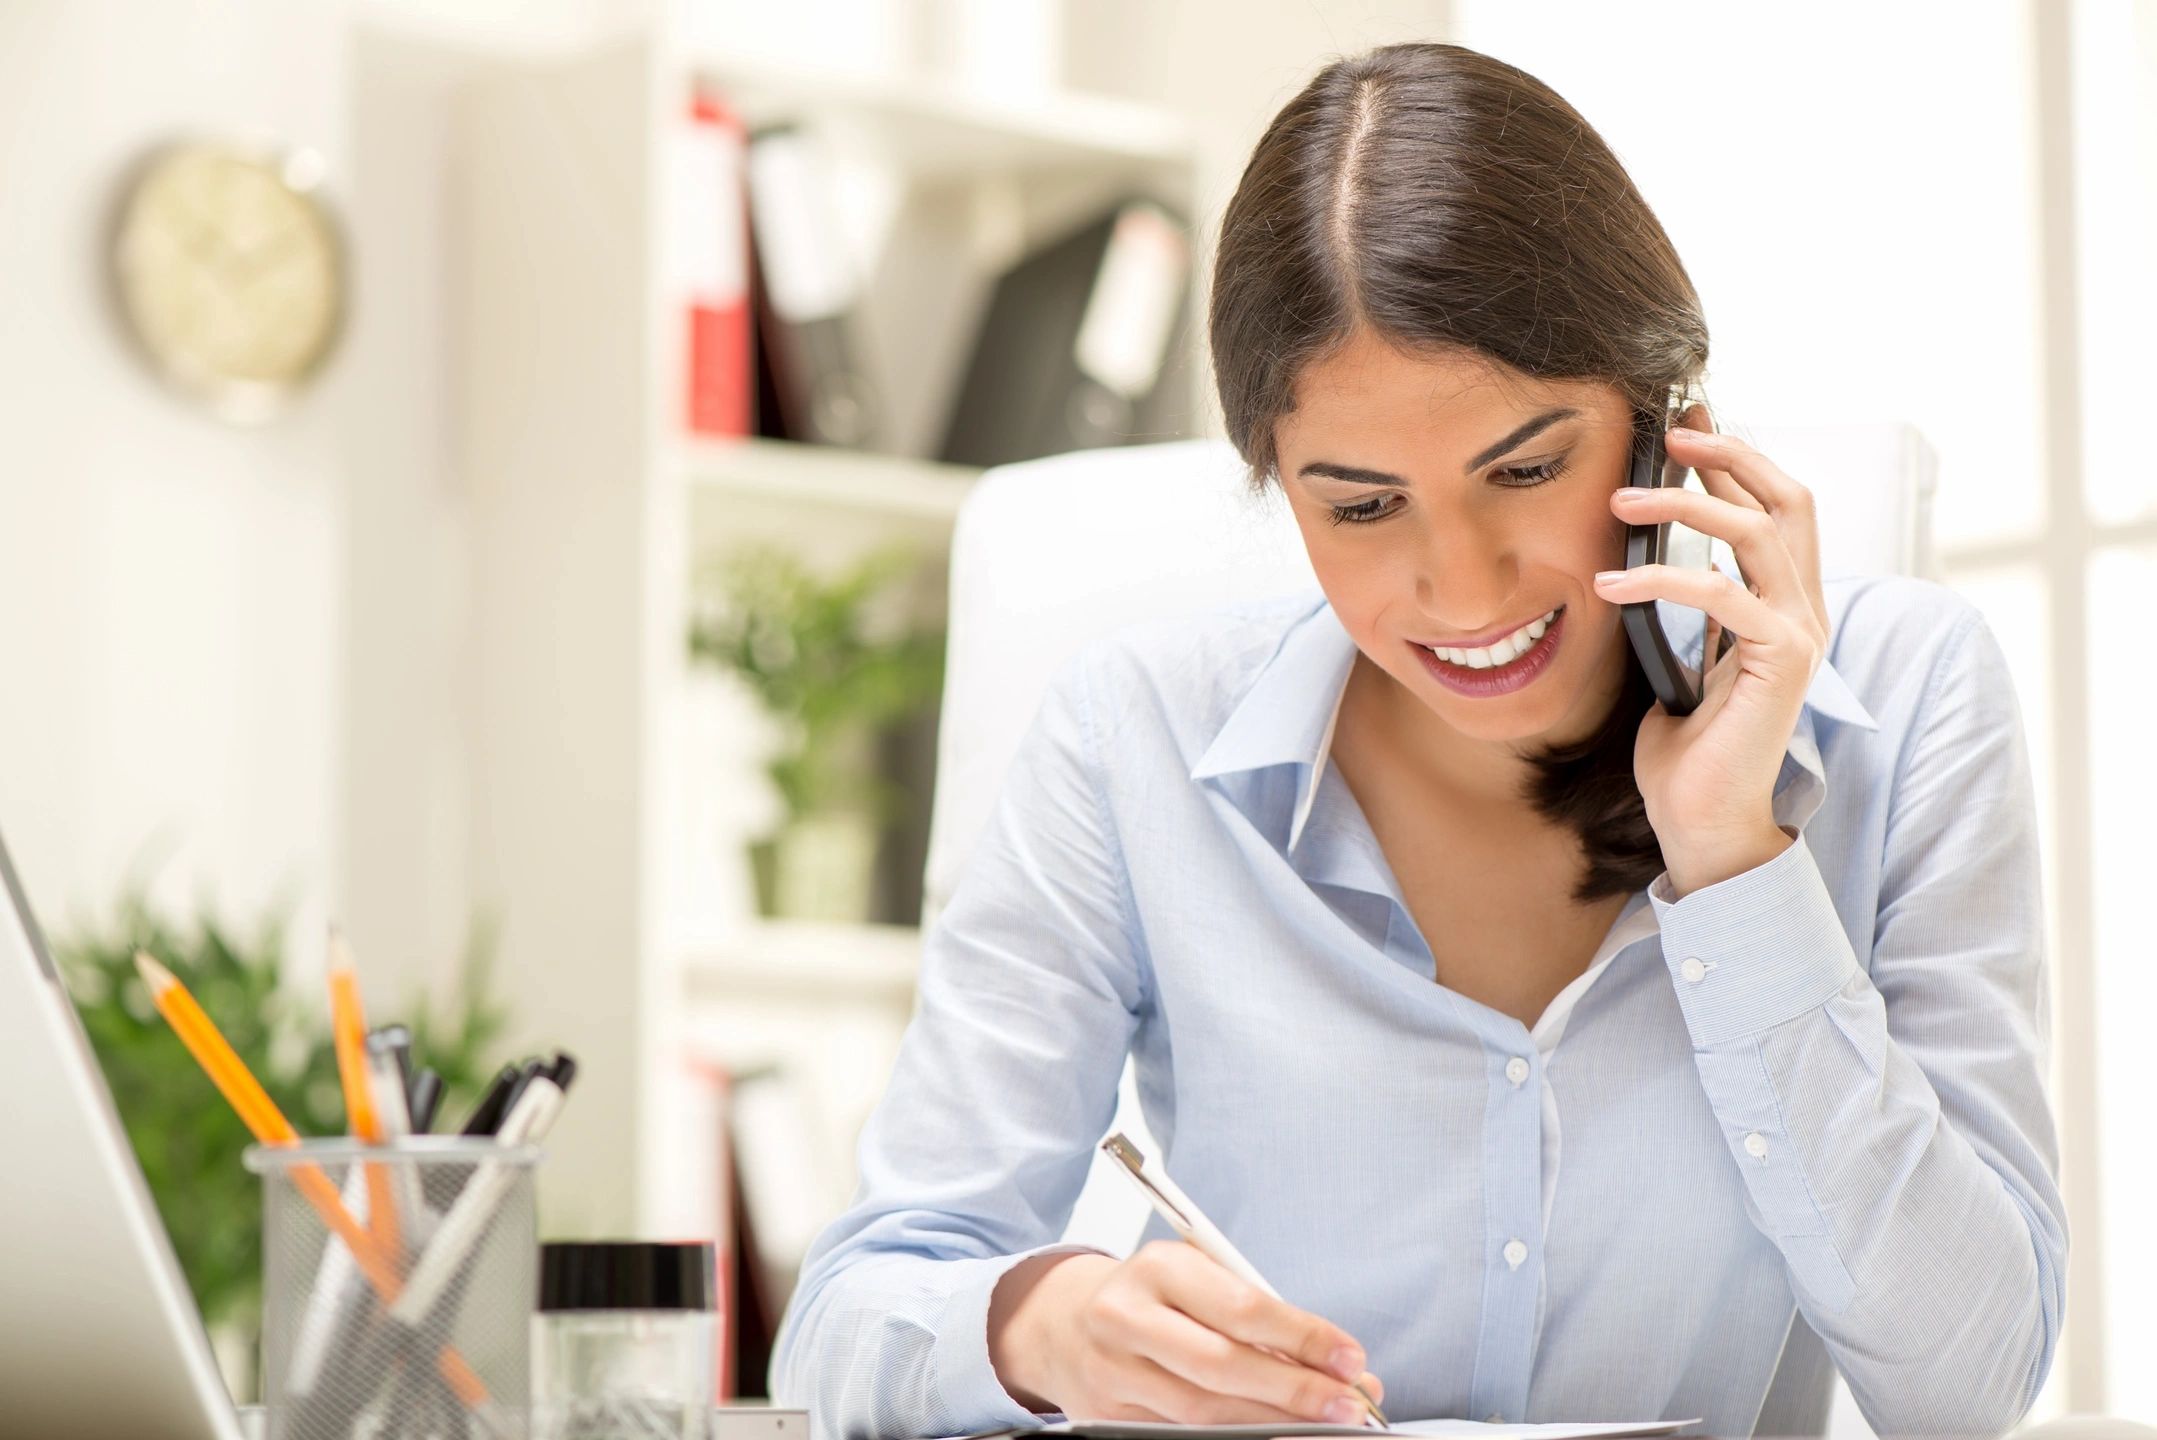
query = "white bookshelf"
xmin=681 ymin=918 xmax=921 ymax=1004
xmin=455 ymin=23 xmax=1200 ymax=1235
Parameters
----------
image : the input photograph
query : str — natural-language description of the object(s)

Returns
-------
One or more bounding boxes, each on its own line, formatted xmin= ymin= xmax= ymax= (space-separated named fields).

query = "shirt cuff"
xmin=1648 ymin=827 xmax=1859 ymax=1048
xmin=931 ymin=1242 xmax=1110 ymax=1430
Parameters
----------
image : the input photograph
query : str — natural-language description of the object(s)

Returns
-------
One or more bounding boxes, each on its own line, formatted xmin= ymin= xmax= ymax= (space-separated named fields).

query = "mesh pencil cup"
xmin=247 ymin=1137 xmax=542 ymax=1440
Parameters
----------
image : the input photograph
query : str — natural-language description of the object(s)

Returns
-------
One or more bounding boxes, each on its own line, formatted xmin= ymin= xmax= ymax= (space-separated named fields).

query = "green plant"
xmin=687 ymin=543 xmax=946 ymax=825
xmin=54 ymin=894 xmax=511 ymax=1354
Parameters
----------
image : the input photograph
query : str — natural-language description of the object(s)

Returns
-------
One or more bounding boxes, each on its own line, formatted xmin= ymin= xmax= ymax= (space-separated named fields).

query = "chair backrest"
xmin=924 ymin=423 xmax=1938 ymax=928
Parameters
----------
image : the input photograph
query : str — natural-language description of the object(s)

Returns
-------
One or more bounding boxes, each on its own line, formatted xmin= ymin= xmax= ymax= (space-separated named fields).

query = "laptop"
xmin=0 ymin=823 xmax=244 ymax=1439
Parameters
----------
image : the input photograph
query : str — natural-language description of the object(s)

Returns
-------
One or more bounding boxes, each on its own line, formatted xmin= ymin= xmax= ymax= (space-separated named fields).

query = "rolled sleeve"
xmin=1649 ymin=829 xmax=1860 ymax=1048
xmin=930 ymin=1243 xmax=1107 ymax=1429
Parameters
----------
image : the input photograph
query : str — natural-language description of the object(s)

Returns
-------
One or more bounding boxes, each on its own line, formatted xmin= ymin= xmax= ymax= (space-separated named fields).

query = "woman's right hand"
xmin=986 ymin=1243 xmax=1386 ymax=1426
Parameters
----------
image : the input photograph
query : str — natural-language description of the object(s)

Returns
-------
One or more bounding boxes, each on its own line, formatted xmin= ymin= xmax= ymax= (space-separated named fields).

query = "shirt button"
xmin=1503 ymin=1238 xmax=1528 ymax=1269
xmin=1505 ymin=1056 xmax=1530 ymax=1087
xmin=1680 ymin=956 xmax=1708 ymax=984
xmin=1744 ymin=1131 xmax=1769 ymax=1160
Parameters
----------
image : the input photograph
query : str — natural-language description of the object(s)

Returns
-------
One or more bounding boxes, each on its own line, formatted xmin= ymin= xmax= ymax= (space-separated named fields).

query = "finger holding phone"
xmin=1597 ymin=386 xmax=1833 ymax=898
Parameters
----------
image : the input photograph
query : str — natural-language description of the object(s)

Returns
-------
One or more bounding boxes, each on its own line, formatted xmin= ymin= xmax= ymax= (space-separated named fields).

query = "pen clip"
xmin=1100 ymin=1132 xmax=1194 ymax=1232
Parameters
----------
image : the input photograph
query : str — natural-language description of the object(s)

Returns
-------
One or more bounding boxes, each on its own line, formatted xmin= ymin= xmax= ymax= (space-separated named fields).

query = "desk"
xmin=223 ymin=1403 xmax=809 ymax=1438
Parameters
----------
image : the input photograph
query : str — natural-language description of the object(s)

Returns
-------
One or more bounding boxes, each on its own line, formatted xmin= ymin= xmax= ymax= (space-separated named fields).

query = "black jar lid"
xmin=539 ymin=1241 xmax=716 ymax=1313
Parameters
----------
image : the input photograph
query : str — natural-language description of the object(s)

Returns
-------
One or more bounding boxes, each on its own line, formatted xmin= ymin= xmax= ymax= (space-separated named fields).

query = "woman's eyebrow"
xmin=1297 ymin=407 xmax=1581 ymax=487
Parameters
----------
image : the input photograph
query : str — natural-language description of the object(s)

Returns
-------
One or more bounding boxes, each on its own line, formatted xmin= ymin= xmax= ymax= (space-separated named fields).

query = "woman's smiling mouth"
xmin=1413 ymin=606 xmax=1566 ymax=696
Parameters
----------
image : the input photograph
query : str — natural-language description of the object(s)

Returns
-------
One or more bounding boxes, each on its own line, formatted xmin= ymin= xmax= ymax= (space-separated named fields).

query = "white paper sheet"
xmin=958 ymin=1419 xmax=1694 ymax=1440
xmin=1391 ymin=1422 xmax=1693 ymax=1440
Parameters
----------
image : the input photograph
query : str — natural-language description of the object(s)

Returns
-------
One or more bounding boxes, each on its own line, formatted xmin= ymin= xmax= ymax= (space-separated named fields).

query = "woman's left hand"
xmin=1594 ymin=420 xmax=1830 ymax=898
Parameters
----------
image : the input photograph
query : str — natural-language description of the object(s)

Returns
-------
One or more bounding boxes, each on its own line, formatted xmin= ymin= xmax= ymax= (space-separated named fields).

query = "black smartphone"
xmin=1618 ymin=386 xmax=1740 ymax=716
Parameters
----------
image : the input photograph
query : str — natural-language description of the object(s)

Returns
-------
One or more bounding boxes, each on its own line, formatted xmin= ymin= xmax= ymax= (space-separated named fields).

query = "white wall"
xmin=0 ymin=0 xmax=640 ymax=994
xmin=0 ymin=0 xmax=350 ymax=961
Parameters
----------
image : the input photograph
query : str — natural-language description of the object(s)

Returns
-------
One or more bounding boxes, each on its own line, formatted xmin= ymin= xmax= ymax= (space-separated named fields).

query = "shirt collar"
xmin=1190 ymin=590 xmax=1879 ymax=851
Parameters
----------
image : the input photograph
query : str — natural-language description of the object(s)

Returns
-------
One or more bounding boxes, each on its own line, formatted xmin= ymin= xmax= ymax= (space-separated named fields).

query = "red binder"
xmin=680 ymin=92 xmax=752 ymax=437
xmin=686 ymin=1056 xmax=781 ymax=1401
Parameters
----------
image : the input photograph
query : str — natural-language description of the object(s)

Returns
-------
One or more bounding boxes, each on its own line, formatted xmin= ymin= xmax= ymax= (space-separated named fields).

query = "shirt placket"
xmin=1464 ymin=1005 xmax=1543 ymax=1424
xmin=1347 ymin=816 xmax=1548 ymax=1419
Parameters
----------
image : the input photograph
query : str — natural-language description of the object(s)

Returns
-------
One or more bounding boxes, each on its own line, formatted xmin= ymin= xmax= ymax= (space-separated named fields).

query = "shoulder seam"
xmin=1885 ymin=602 xmax=1987 ymax=834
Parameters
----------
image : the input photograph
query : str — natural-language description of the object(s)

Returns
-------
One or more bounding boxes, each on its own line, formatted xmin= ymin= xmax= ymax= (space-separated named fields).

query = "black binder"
xmin=745 ymin=121 xmax=880 ymax=449
xmin=938 ymin=199 xmax=1192 ymax=468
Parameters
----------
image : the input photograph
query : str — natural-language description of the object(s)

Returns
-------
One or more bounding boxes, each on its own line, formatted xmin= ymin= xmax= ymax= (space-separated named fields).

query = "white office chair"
xmin=920 ymin=424 xmax=1939 ymax=1438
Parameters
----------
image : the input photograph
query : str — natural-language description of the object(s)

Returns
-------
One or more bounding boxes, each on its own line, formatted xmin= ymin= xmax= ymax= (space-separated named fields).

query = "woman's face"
xmin=1274 ymin=329 xmax=1644 ymax=765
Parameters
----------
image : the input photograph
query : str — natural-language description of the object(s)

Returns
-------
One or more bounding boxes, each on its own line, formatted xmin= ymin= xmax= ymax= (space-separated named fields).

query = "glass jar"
xmin=535 ymin=1241 xmax=718 ymax=1440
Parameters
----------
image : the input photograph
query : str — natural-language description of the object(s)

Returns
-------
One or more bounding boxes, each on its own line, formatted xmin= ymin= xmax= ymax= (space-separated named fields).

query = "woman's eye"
xmin=1498 ymin=455 xmax=1569 ymax=487
xmin=1326 ymin=494 xmax=1399 ymax=526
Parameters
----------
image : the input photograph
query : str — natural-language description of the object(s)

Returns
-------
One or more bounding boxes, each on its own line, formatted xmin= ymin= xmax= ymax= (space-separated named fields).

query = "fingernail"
xmin=1594 ymin=570 xmax=1627 ymax=585
xmin=1329 ymin=1346 xmax=1365 ymax=1381
xmin=1614 ymin=487 xmax=1650 ymax=501
xmin=1326 ymin=1398 xmax=1363 ymax=1425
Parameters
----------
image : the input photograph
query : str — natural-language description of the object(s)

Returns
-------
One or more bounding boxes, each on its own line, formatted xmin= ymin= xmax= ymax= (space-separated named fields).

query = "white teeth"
xmin=1430 ymin=609 xmax=1557 ymax=670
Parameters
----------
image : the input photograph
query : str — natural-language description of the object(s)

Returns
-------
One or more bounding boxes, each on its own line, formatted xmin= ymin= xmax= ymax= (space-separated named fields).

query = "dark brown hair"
xmin=1208 ymin=41 xmax=1710 ymax=905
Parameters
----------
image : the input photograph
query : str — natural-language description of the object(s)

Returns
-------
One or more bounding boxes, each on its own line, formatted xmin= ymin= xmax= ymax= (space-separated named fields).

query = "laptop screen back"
xmin=0 ymin=826 xmax=240 ymax=1439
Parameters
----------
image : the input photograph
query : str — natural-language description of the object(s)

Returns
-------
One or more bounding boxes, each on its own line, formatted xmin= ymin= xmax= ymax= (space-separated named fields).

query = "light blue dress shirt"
xmin=769 ymin=574 xmax=2065 ymax=1440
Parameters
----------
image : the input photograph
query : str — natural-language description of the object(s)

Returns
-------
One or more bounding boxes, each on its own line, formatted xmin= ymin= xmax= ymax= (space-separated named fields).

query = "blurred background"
xmin=0 ymin=0 xmax=2150 ymax=1427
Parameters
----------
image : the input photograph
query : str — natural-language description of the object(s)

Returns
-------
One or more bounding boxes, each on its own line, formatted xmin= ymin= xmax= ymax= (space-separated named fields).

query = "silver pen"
xmin=1101 ymin=1132 xmax=1389 ymax=1429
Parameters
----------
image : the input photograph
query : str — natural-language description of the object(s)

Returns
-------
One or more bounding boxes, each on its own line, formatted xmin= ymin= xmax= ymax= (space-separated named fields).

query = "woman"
xmin=769 ymin=41 xmax=2064 ymax=1440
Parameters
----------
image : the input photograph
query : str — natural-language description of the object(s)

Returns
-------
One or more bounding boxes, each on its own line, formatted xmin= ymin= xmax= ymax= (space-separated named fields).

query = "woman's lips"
xmin=1411 ymin=606 xmax=1565 ymax=698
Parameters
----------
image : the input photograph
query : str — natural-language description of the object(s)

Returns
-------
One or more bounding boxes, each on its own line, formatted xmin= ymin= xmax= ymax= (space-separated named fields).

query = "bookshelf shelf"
xmin=680 ymin=917 xmax=921 ymax=1004
xmin=692 ymin=54 xmax=1196 ymax=178
xmin=682 ymin=437 xmax=982 ymax=525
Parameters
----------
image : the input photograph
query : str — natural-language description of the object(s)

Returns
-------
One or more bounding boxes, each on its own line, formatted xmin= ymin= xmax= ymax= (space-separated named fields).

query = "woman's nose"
xmin=1411 ymin=517 xmax=1517 ymax=616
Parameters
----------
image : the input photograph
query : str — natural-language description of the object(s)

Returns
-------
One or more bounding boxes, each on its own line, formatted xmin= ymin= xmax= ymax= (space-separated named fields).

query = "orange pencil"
xmin=326 ymin=927 xmax=400 ymax=1256
xmin=133 ymin=952 xmax=488 ymax=1408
